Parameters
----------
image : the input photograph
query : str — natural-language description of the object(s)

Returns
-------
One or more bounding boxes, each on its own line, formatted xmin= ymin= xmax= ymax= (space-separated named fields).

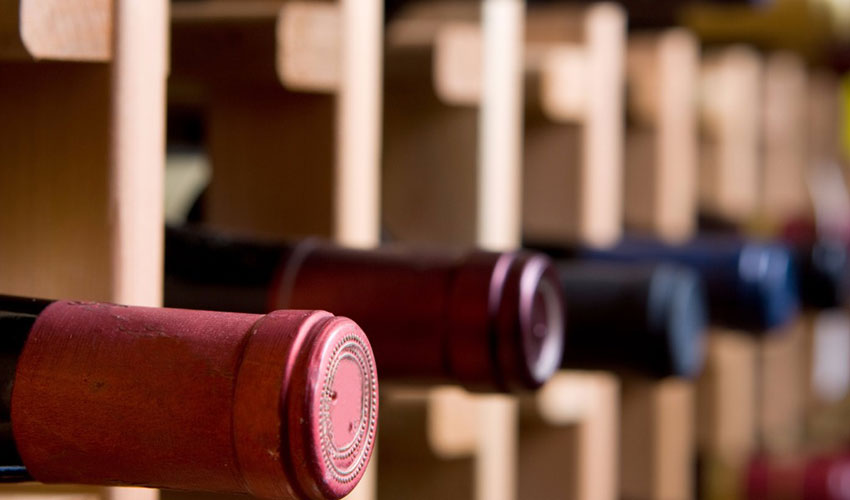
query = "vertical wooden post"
xmin=477 ymin=0 xmax=524 ymax=250
xmin=755 ymin=51 xmax=810 ymax=459
xmin=519 ymin=4 xmax=624 ymax=499
xmin=696 ymin=46 xmax=762 ymax=500
xmin=0 ymin=1 xmax=167 ymax=499
xmin=380 ymin=1 xmax=524 ymax=498
xmin=335 ymin=0 xmax=383 ymax=248
xmin=619 ymin=29 xmax=700 ymax=500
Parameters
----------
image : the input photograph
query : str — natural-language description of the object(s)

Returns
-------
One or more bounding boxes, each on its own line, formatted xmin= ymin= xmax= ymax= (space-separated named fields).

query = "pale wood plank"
xmin=611 ymin=27 xmax=700 ymax=500
xmin=0 ymin=0 xmax=166 ymax=498
xmin=625 ymin=29 xmax=699 ymax=242
xmin=519 ymin=372 xmax=619 ymax=500
xmin=171 ymin=0 xmax=382 ymax=248
xmin=698 ymin=46 xmax=763 ymax=223
xmin=522 ymin=3 xmax=625 ymax=248
xmin=518 ymin=5 xmax=624 ymax=500
xmin=476 ymin=0 xmax=524 ymax=250
xmin=759 ymin=51 xmax=810 ymax=224
xmin=696 ymin=47 xmax=763 ymax=500
xmin=381 ymin=2 xmax=523 ymax=498
xmin=697 ymin=332 xmax=758 ymax=500
xmin=0 ymin=0 xmax=111 ymax=61
xmin=620 ymin=378 xmax=694 ymax=500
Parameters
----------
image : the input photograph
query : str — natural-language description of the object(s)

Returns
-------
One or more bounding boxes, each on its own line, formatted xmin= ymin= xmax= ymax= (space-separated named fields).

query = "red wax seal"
xmin=10 ymin=301 xmax=377 ymax=500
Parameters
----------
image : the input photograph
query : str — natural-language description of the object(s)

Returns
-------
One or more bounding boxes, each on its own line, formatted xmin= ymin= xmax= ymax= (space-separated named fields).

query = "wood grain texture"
xmin=519 ymin=372 xmax=619 ymax=500
xmin=0 ymin=0 xmax=111 ymax=61
xmin=0 ymin=0 xmax=166 ymax=498
xmin=172 ymin=0 xmax=381 ymax=248
xmin=381 ymin=2 xmax=522 ymax=498
xmin=383 ymin=0 xmax=523 ymax=249
xmin=382 ymin=39 xmax=480 ymax=245
xmin=522 ymin=3 xmax=625 ymax=248
xmin=697 ymin=332 xmax=757 ymax=500
xmin=518 ymin=5 xmax=624 ymax=500
xmin=625 ymin=30 xmax=699 ymax=242
xmin=760 ymin=51 xmax=810 ymax=223
xmin=376 ymin=386 xmax=516 ymax=500
xmin=620 ymin=378 xmax=694 ymax=500
xmin=617 ymin=28 xmax=699 ymax=500
xmin=698 ymin=46 xmax=763 ymax=223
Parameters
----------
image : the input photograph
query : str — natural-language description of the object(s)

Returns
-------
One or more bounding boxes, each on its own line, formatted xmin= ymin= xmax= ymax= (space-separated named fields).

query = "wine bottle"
xmin=557 ymin=261 xmax=708 ymax=378
xmin=747 ymin=451 xmax=850 ymax=500
xmin=165 ymin=226 xmax=565 ymax=392
xmin=781 ymin=217 xmax=850 ymax=309
xmin=529 ymin=234 xmax=800 ymax=332
xmin=0 ymin=295 xmax=377 ymax=500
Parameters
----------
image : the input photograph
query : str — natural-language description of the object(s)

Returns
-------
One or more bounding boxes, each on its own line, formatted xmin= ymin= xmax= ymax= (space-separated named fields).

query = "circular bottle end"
xmin=805 ymin=239 xmax=850 ymax=308
xmin=650 ymin=265 xmax=708 ymax=378
xmin=518 ymin=256 xmax=566 ymax=387
xmin=233 ymin=311 xmax=378 ymax=500
xmin=297 ymin=315 xmax=378 ymax=499
xmin=447 ymin=252 xmax=565 ymax=392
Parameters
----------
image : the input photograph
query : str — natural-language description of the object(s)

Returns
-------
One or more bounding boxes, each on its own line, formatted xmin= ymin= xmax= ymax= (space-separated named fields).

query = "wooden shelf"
xmin=170 ymin=0 xmax=381 ymax=248
xmin=0 ymin=0 xmax=111 ymax=61
xmin=0 ymin=0 xmax=168 ymax=499
xmin=522 ymin=3 xmax=625 ymax=248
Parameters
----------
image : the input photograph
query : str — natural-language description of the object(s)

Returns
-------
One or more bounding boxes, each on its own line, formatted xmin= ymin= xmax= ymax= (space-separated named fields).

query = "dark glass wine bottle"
xmin=556 ymin=261 xmax=707 ymax=378
xmin=529 ymin=234 xmax=800 ymax=332
xmin=165 ymin=225 xmax=566 ymax=392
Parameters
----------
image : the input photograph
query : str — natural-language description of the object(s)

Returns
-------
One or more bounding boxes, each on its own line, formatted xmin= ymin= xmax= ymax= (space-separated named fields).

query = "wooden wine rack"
xmin=0 ymin=0 xmax=167 ymax=499
xmin=0 ymin=0 xmax=844 ymax=499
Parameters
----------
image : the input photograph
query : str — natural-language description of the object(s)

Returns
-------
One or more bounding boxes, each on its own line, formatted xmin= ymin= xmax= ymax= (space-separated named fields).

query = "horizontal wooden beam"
xmin=171 ymin=0 xmax=339 ymax=92
xmin=0 ymin=0 xmax=111 ymax=61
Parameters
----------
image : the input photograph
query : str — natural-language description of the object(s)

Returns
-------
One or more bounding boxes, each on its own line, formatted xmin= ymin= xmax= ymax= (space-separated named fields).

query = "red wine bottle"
xmin=0 ymin=295 xmax=377 ymax=500
xmin=165 ymin=225 xmax=566 ymax=392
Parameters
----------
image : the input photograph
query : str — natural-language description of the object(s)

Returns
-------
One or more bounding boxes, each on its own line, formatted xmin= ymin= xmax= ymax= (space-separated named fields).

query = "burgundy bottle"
xmin=747 ymin=451 xmax=850 ymax=500
xmin=165 ymin=225 xmax=566 ymax=392
xmin=0 ymin=295 xmax=377 ymax=500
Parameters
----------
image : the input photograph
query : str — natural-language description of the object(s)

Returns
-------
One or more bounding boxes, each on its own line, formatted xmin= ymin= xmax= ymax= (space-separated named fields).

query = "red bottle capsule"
xmin=7 ymin=299 xmax=377 ymax=500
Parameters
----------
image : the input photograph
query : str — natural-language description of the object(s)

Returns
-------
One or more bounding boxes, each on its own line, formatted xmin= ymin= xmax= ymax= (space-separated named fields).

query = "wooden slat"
xmin=757 ymin=320 xmax=807 ymax=456
xmin=754 ymin=51 xmax=809 ymax=462
xmin=0 ymin=0 xmax=111 ymax=61
xmin=697 ymin=332 xmax=758 ymax=500
xmin=522 ymin=3 xmax=625 ymax=248
xmin=334 ymin=0 xmax=382 ymax=248
xmin=517 ymin=5 xmax=623 ymax=500
xmin=613 ymin=28 xmax=701 ymax=500
xmin=759 ymin=51 xmax=810 ymax=223
xmin=519 ymin=373 xmax=619 ymax=500
xmin=0 ymin=0 xmax=167 ymax=498
xmin=625 ymin=29 xmax=699 ymax=242
xmin=696 ymin=46 xmax=764 ymax=500
xmin=383 ymin=0 xmax=524 ymax=248
xmin=620 ymin=378 xmax=694 ymax=500
xmin=476 ymin=0 xmax=524 ymax=250
xmin=382 ymin=25 xmax=479 ymax=244
xmin=171 ymin=0 xmax=382 ymax=247
xmin=381 ymin=2 xmax=523 ymax=498
xmin=698 ymin=46 xmax=763 ymax=223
